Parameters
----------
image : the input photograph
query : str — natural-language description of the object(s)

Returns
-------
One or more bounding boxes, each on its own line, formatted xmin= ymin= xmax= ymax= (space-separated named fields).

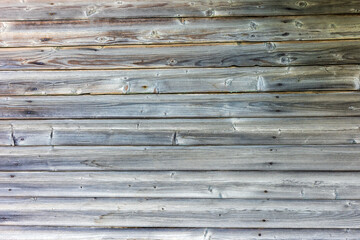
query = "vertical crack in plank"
xmin=9 ymin=124 xmax=16 ymax=146
xmin=50 ymin=127 xmax=54 ymax=146
xmin=172 ymin=131 xmax=178 ymax=145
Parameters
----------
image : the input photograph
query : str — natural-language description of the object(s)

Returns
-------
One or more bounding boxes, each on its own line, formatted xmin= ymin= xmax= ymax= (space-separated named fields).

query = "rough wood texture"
xmin=1 ymin=145 xmax=359 ymax=171
xmin=0 ymin=0 xmax=359 ymax=20
xmin=0 ymin=118 xmax=358 ymax=146
xmin=1 ymin=227 xmax=359 ymax=240
xmin=1 ymin=40 xmax=360 ymax=69
xmin=2 ymin=171 xmax=360 ymax=199
xmin=1 ymin=15 xmax=360 ymax=47
xmin=0 ymin=65 xmax=359 ymax=95
xmin=0 ymin=198 xmax=359 ymax=228
xmin=0 ymin=92 xmax=359 ymax=119
xmin=1 ymin=0 xmax=359 ymax=236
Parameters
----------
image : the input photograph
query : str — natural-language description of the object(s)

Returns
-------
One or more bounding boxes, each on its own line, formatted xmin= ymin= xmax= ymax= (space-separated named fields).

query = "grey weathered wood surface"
xmin=1 ymin=0 xmax=359 ymax=237
xmin=2 ymin=40 xmax=360 ymax=69
xmin=0 ymin=117 xmax=358 ymax=146
xmin=2 ymin=171 xmax=360 ymax=199
xmin=1 ymin=227 xmax=359 ymax=240
xmin=0 ymin=0 xmax=360 ymax=20
xmin=0 ymin=65 xmax=359 ymax=95
xmin=0 ymin=92 xmax=359 ymax=119
xmin=0 ymin=197 xmax=359 ymax=228
xmin=1 ymin=145 xmax=359 ymax=171
xmin=1 ymin=15 xmax=360 ymax=47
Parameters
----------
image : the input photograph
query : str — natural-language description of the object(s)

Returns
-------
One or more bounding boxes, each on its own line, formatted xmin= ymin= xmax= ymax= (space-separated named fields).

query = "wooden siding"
xmin=0 ymin=1 xmax=360 ymax=239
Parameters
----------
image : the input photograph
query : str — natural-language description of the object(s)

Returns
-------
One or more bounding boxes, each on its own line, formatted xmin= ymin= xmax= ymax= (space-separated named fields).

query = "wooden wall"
xmin=1 ymin=0 xmax=360 ymax=239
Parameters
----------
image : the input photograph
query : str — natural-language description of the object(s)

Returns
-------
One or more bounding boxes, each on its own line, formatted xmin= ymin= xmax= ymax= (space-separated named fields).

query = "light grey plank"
xmin=0 ymin=227 xmax=359 ymax=240
xmin=0 ymin=118 xmax=358 ymax=146
xmin=0 ymin=92 xmax=360 ymax=119
xmin=0 ymin=66 xmax=359 ymax=95
xmin=1 ymin=15 xmax=360 ymax=47
xmin=1 ymin=145 xmax=359 ymax=171
xmin=2 ymin=40 xmax=360 ymax=69
xmin=0 ymin=0 xmax=359 ymax=20
xmin=0 ymin=198 xmax=359 ymax=228
xmin=1 ymin=171 xmax=360 ymax=199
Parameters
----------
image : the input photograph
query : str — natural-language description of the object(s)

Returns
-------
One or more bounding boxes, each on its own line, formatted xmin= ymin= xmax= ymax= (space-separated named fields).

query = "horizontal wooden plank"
xmin=0 ymin=92 xmax=359 ymax=119
xmin=1 ymin=15 xmax=360 ymax=47
xmin=1 ymin=40 xmax=360 ymax=69
xmin=1 ymin=227 xmax=359 ymax=240
xmin=0 ymin=198 xmax=359 ymax=228
xmin=1 ymin=65 xmax=359 ymax=95
xmin=1 ymin=145 xmax=360 ymax=171
xmin=2 ymin=171 xmax=360 ymax=199
xmin=0 ymin=117 xmax=358 ymax=146
xmin=0 ymin=0 xmax=359 ymax=20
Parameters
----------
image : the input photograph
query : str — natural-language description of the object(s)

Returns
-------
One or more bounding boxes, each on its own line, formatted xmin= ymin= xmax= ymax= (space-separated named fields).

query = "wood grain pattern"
xmin=1 ymin=40 xmax=360 ymax=69
xmin=1 ymin=227 xmax=359 ymax=240
xmin=0 ymin=118 xmax=358 ymax=146
xmin=0 ymin=0 xmax=359 ymax=20
xmin=1 ymin=15 xmax=360 ymax=47
xmin=1 ymin=0 xmax=359 ymax=236
xmin=2 ymin=171 xmax=360 ymax=199
xmin=0 ymin=65 xmax=359 ymax=95
xmin=1 ymin=145 xmax=359 ymax=171
xmin=0 ymin=197 xmax=359 ymax=228
xmin=0 ymin=92 xmax=359 ymax=119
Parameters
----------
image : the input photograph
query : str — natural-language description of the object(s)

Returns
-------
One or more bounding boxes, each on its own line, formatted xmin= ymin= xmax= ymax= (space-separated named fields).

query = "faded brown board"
xmin=0 ymin=92 xmax=359 ymax=119
xmin=2 ymin=171 xmax=360 ymax=199
xmin=0 ymin=145 xmax=359 ymax=171
xmin=0 ymin=198 xmax=359 ymax=228
xmin=1 ymin=15 xmax=360 ymax=47
xmin=1 ymin=118 xmax=359 ymax=146
xmin=0 ymin=65 xmax=359 ymax=95
xmin=0 ymin=0 xmax=359 ymax=20
xmin=1 ymin=227 xmax=358 ymax=240
xmin=1 ymin=41 xmax=360 ymax=69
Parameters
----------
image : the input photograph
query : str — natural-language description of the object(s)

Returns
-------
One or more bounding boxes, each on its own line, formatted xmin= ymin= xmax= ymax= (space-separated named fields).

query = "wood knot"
xmin=85 ymin=6 xmax=98 ymax=17
xmin=205 ymin=9 xmax=215 ymax=17
xmin=295 ymin=21 xmax=303 ymax=28
xmin=40 ymin=37 xmax=51 ymax=42
xmin=167 ymin=58 xmax=178 ymax=66
xmin=0 ymin=23 xmax=7 ymax=33
xmin=95 ymin=36 xmax=114 ymax=43
xmin=265 ymin=42 xmax=276 ymax=51
xmin=280 ymin=56 xmax=296 ymax=64
xmin=249 ymin=21 xmax=258 ymax=30
xmin=296 ymin=1 xmax=308 ymax=7
xmin=150 ymin=30 xmax=160 ymax=38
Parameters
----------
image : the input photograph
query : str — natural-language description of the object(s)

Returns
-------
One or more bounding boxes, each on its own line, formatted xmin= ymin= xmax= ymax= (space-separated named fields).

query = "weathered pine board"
xmin=1 ymin=118 xmax=359 ymax=146
xmin=1 ymin=66 xmax=359 ymax=95
xmin=0 ymin=0 xmax=359 ymax=20
xmin=1 ymin=145 xmax=359 ymax=171
xmin=0 ymin=198 xmax=359 ymax=228
xmin=1 ymin=227 xmax=359 ymax=240
xmin=1 ymin=41 xmax=360 ymax=69
xmin=1 ymin=15 xmax=360 ymax=47
xmin=2 ymin=171 xmax=360 ymax=199
xmin=0 ymin=92 xmax=359 ymax=119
